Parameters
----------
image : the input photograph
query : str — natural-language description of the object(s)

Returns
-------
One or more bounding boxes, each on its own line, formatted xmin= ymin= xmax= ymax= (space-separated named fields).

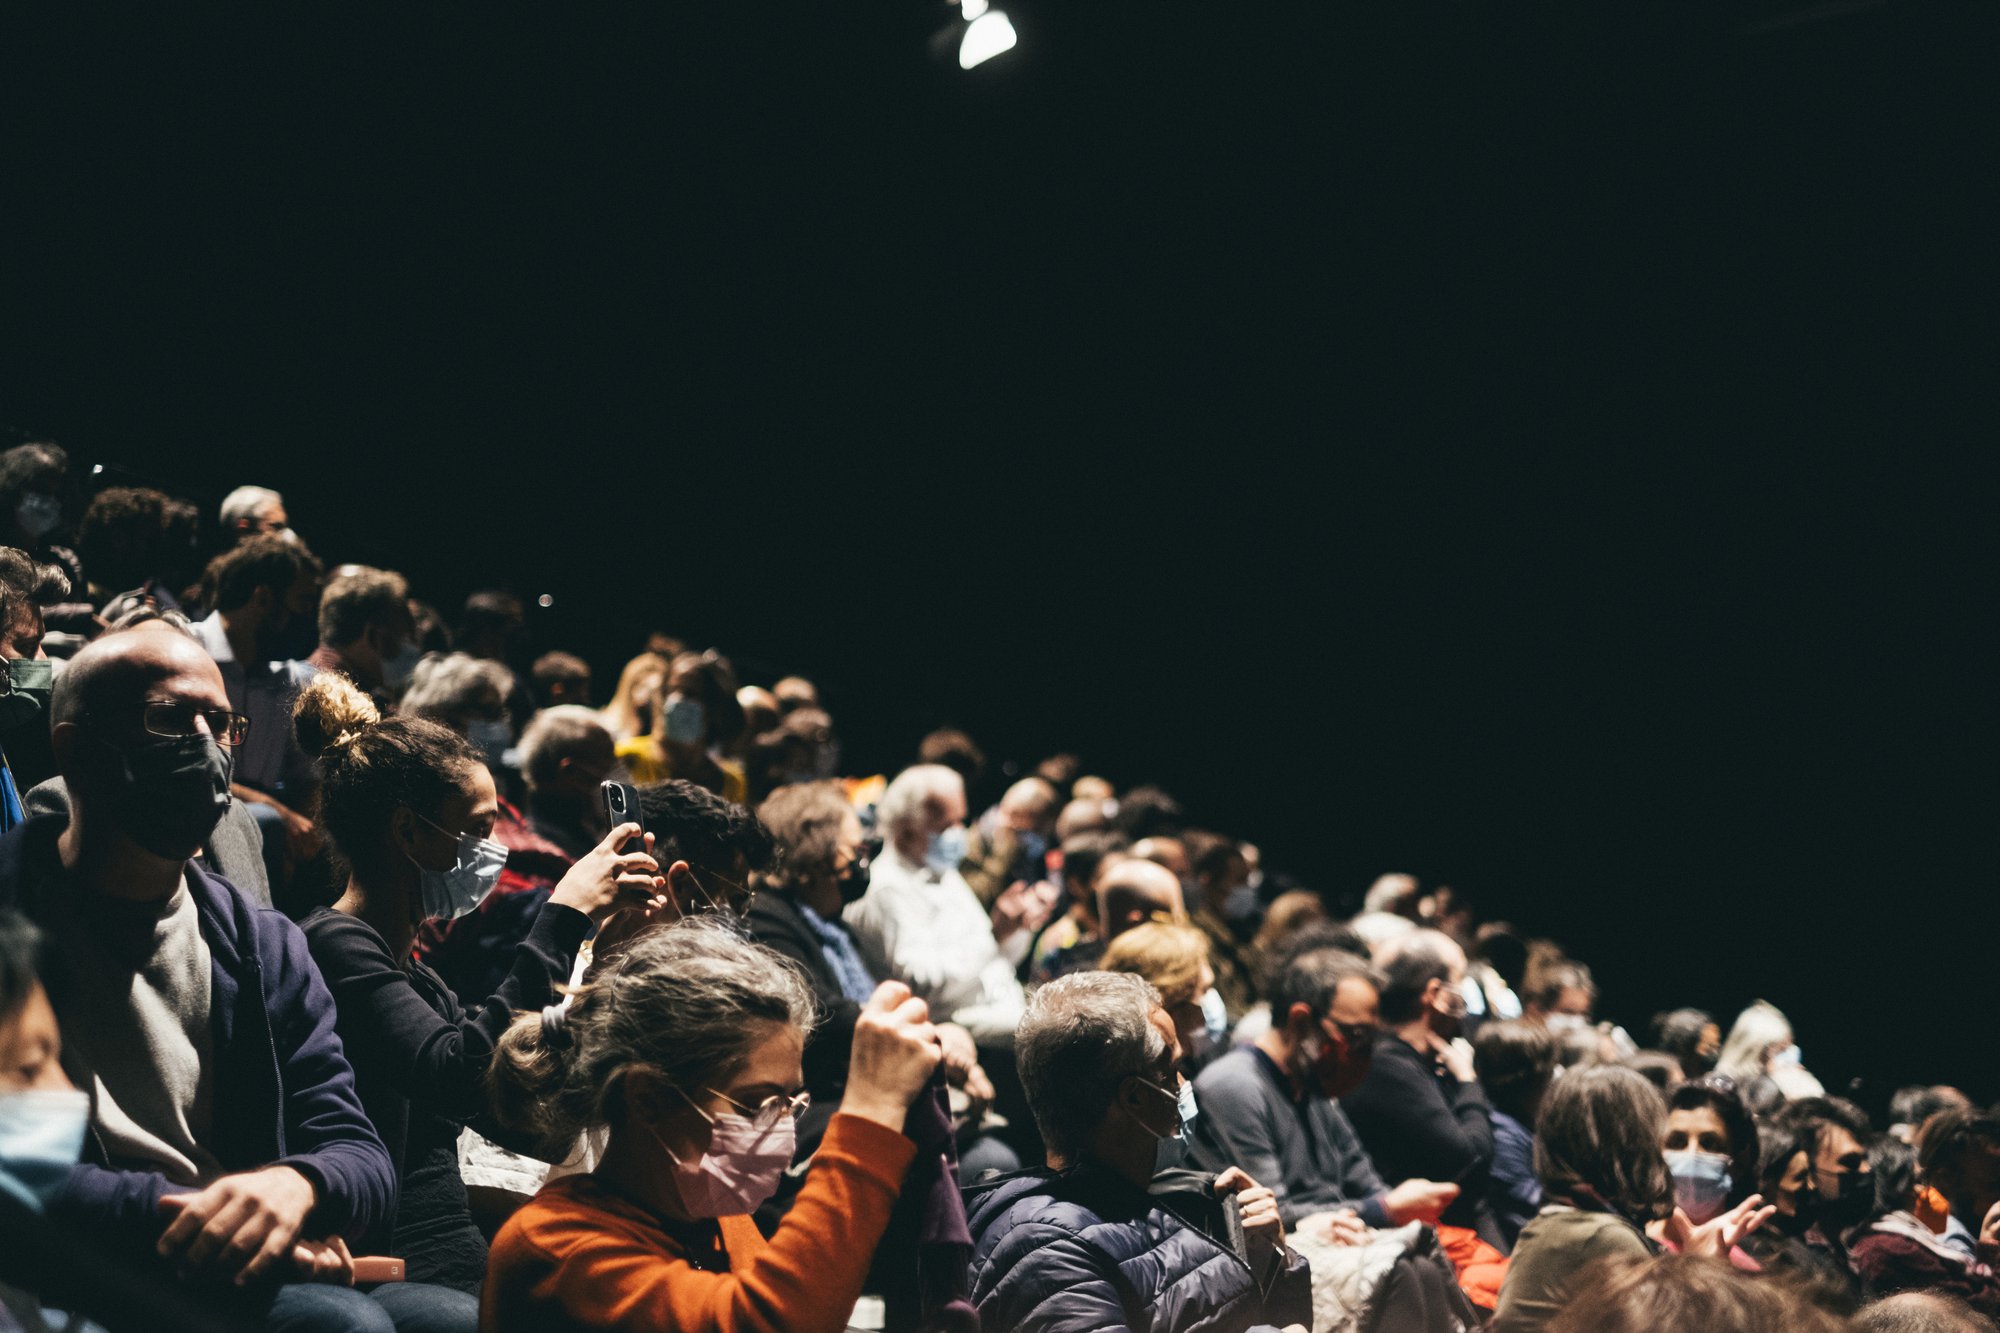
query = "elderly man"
xmin=0 ymin=624 xmax=419 ymax=1331
xmin=218 ymin=485 xmax=291 ymax=543
xmin=965 ymin=971 xmax=1311 ymax=1333
xmin=1338 ymin=928 xmax=1503 ymax=1247
xmin=844 ymin=763 xmax=1035 ymax=1048
xmin=962 ymin=775 xmax=1059 ymax=908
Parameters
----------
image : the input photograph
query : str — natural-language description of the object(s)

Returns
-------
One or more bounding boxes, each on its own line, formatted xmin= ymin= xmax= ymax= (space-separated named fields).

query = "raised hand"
xmin=549 ymin=824 xmax=664 ymax=923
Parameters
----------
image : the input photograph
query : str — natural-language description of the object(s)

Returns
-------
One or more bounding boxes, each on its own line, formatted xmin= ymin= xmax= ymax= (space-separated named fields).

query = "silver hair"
xmin=219 ymin=485 xmax=283 ymax=528
xmin=488 ymin=918 xmax=817 ymax=1159
xmin=877 ymin=763 xmax=963 ymax=840
xmin=1016 ymin=970 xmax=1165 ymax=1161
xmin=400 ymin=651 xmax=515 ymax=726
xmin=517 ymin=706 xmax=612 ymax=793
xmin=1715 ymin=1000 xmax=1793 ymax=1083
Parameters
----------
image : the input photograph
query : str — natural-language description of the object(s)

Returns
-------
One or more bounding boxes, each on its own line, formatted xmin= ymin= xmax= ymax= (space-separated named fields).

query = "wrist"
xmin=839 ymin=1090 xmax=913 ymax=1133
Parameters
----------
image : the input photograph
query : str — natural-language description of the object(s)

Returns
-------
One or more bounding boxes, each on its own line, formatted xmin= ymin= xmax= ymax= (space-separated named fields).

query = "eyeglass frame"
xmin=1321 ymin=1013 xmax=1381 ymax=1057
xmin=680 ymin=865 xmax=756 ymax=919
xmin=699 ymin=1085 xmax=812 ymax=1134
xmin=108 ymin=697 xmax=254 ymax=746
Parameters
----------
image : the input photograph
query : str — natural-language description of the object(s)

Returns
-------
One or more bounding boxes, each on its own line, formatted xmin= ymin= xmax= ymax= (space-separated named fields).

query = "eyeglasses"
xmin=141 ymin=698 xmax=251 ymax=746
xmin=705 ymin=1087 xmax=811 ymax=1135
xmin=683 ymin=867 xmax=754 ymax=918
xmin=1323 ymin=1016 xmax=1380 ymax=1056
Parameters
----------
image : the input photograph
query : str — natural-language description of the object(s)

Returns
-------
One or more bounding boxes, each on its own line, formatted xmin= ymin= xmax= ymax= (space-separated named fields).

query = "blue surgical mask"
xmin=1199 ymin=988 xmax=1230 ymax=1047
xmin=407 ymin=811 xmax=508 ymax=921
xmin=926 ymin=824 xmax=968 ymax=875
xmin=0 ymin=1088 xmax=91 ymax=1213
xmin=13 ymin=495 xmax=60 ymax=539
xmin=1141 ymin=1077 xmax=1199 ymax=1174
xmin=1771 ymin=1044 xmax=1802 ymax=1070
xmin=1666 ymin=1149 xmax=1734 ymax=1224
xmin=467 ymin=717 xmax=514 ymax=772
xmin=662 ymin=695 xmax=707 ymax=745
xmin=1017 ymin=830 xmax=1049 ymax=870
xmin=381 ymin=641 xmax=423 ymax=691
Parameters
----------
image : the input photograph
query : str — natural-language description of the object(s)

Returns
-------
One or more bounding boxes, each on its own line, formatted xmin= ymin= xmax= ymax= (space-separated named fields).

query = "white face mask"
xmin=406 ymin=811 xmax=508 ymax=921
xmin=1137 ymin=1076 xmax=1199 ymax=1174
xmin=13 ymin=495 xmax=60 ymax=539
xmin=649 ymin=1091 xmax=797 ymax=1218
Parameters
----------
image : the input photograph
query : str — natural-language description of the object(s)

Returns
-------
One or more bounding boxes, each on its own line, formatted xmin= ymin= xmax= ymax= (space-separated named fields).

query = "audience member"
xmin=481 ymin=921 xmax=941 ymax=1333
xmin=1476 ymin=1018 xmax=1558 ymax=1248
xmin=1845 ymin=1110 xmax=2000 ymax=1317
xmin=1191 ymin=947 xmax=1457 ymax=1231
xmin=0 ymin=548 xmax=67 ymax=812
xmin=217 ymin=486 xmax=292 ymax=545
xmin=293 ymin=674 xmax=658 ymax=1308
xmin=1775 ymin=1096 xmax=1879 ymax=1289
xmin=74 ymin=486 xmax=198 ymax=615
xmin=189 ymin=535 xmax=326 ymax=879
xmin=1339 ymin=928 xmax=1502 ymax=1246
xmin=843 ymin=765 xmax=1029 ymax=1050
xmin=915 ymin=727 xmax=985 ymax=797
xmin=1662 ymin=1076 xmax=1762 ymax=1224
xmin=1651 ymin=1007 xmax=1722 ymax=1080
xmin=598 ymin=650 xmax=667 ymax=745
xmin=1856 ymin=1291 xmax=1993 ymax=1333
xmin=961 ymin=775 xmax=1058 ymax=909
xmin=1023 ymin=828 xmax=1123 ymax=982
xmin=1890 ymin=1086 xmax=1974 ymax=1146
xmin=614 ymin=650 xmax=748 ymax=802
xmin=308 ymin=567 xmax=420 ymax=707
xmin=402 ymin=652 xmax=517 ymax=778
xmin=1717 ymin=999 xmax=1826 ymax=1112
xmin=1543 ymin=1252 xmax=1852 ymax=1333
xmin=1100 ymin=921 xmax=1220 ymax=1071
xmin=771 ymin=675 xmax=818 ymax=714
xmin=964 ymin=971 xmax=1311 ymax=1333
xmin=528 ymin=652 xmax=590 ymax=711
xmin=0 ymin=625 xmax=410 ymax=1331
xmin=1493 ymin=1066 xmax=1772 ymax=1333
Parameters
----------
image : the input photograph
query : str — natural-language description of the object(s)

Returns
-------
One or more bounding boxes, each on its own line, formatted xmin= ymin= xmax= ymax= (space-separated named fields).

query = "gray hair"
xmin=318 ymin=566 xmax=409 ymax=646
xmin=400 ymin=651 xmax=514 ymax=727
xmin=877 ymin=763 xmax=963 ymax=841
xmin=487 ymin=918 xmax=817 ymax=1160
xmin=517 ymin=706 xmax=612 ymax=793
xmin=219 ymin=485 xmax=283 ymax=529
xmin=1715 ymin=1000 xmax=1793 ymax=1082
xmin=1375 ymin=928 xmax=1467 ymax=1024
xmin=1017 ymin=971 xmax=1165 ymax=1161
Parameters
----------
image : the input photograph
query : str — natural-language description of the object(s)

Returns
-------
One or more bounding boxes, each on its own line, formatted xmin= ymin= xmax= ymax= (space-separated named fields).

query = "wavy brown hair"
xmin=1534 ymin=1064 xmax=1674 ymax=1223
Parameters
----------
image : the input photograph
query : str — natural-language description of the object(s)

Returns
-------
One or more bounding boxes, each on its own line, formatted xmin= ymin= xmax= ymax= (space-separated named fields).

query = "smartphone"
xmin=600 ymin=780 xmax=647 ymax=855
xmin=352 ymin=1256 xmax=405 ymax=1284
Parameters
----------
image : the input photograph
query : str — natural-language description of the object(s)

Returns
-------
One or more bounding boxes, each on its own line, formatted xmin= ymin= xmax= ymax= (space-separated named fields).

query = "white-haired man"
xmin=844 ymin=763 xmax=1031 ymax=1048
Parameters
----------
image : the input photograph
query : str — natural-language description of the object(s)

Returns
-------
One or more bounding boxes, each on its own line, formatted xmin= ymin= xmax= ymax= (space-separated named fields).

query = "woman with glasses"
xmin=291 ymin=674 xmax=664 ymax=1310
xmin=482 ymin=917 xmax=942 ymax=1333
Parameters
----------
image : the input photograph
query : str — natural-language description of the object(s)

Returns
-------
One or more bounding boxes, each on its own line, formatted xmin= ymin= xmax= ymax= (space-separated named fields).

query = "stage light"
xmin=931 ymin=0 xmax=1017 ymax=71
xmin=958 ymin=10 xmax=1016 ymax=68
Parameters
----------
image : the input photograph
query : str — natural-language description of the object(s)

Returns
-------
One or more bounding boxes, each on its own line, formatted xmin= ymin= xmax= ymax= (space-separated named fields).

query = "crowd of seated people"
xmin=0 ymin=444 xmax=1994 ymax=1332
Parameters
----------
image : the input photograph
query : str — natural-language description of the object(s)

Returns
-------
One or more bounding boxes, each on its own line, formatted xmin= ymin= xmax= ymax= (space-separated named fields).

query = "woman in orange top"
xmin=480 ymin=917 xmax=941 ymax=1333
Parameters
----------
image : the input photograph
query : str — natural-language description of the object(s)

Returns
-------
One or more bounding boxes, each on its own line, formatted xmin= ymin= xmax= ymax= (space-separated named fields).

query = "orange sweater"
xmin=481 ymin=1113 xmax=916 ymax=1333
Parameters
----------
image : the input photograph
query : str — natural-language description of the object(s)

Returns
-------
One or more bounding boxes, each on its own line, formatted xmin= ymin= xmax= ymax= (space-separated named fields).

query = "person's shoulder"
xmin=965 ymin=1169 xmax=1098 ymax=1243
xmin=1193 ymin=1045 xmax=1262 ymax=1092
xmin=498 ymin=1175 xmax=657 ymax=1256
xmin=298 ymin=907 xmax=392 ymax=958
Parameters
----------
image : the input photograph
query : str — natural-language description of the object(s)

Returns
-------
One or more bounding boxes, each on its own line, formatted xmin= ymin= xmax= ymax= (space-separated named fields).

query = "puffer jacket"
xmin=965 ymin=1163 xmax=1313 ymax=1333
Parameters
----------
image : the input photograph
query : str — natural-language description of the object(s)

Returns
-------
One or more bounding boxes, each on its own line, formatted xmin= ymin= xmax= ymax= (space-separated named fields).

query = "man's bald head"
xmin=1855 ymin=1292 xmax=1991 ymax=1333
xmin=1097 ymin=858 xmax=1185 ymax=940
xmin=1056 ymin=797 xmax=1109 ymax=841
xmin=999 ymin=777 xmax=1059 ymax=830
xmin=53 ymin=622 xmax=226 ymax=732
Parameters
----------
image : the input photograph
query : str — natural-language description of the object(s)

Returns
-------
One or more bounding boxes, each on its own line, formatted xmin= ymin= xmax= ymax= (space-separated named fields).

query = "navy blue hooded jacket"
xmin=965 ymin=1163 xmax=1313 ymax=1333
xmin=0 ymin=812 xmax=396 ymax=1259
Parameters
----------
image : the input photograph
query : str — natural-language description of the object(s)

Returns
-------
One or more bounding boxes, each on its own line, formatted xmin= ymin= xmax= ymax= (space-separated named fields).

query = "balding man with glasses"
xmin=0 ymin=622 xmax=404 ymax=1332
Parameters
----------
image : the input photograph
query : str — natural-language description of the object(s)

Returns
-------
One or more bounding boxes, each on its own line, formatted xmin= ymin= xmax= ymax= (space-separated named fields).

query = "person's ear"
xmin=1286 ymin=1003 xmax=1315 ymax=1037
xmin=663 ymin=861 xmax=696 ymax=914
xmin=389 ymin=806 xmax=424 ymax=864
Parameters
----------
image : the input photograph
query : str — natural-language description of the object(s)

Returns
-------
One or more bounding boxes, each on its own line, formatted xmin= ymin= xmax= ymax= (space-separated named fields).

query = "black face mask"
xmin=836 ymin=857 xmax=872 ymax=905
xmin=1808 ymin=1170 xmax=1876 ymax=1234
xmin=97 ymin=734 xmax=234 ymax=859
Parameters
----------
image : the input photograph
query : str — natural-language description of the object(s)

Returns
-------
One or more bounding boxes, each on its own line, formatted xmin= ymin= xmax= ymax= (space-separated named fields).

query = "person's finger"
xmin=1213 ymin=1167 xmax=1248 ymax=1194
xmin=596 ymin=822 xmax=641 ymax=854
xmin=237 ymin=1222 xmax=294 ymax=1286
xmin=182 ymin=1194 xmax=257 ymax=1268
xmin=869 ymin=980 xmax=912 ymax=1011
xmin=158 ymin=1188 xmax=222 ymax=1255
xmin=891 ymin=996 xmax=931 ymax=1028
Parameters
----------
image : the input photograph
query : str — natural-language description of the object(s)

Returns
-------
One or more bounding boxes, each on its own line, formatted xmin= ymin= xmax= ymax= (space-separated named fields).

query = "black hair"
xmin=916 ymin=728 xmax=985 ymax=788
xmin=0 ymin=910 xmax=44 ymax=1020
xmin=74 ymin=486 xmax=174 ymax=592
xmin=1870 ymin=1137 xmax=1919 ymax=1218
xmin=1624 ymin=1051 xmax=1684 ymax=1092
xmin=1668 ymin=1078 xmax=1762 ymax=1209
xmin=0 ymin=443 xmax=68 ymax=512
xmin=1889 ymin=1085 xmax=1968 ymax=1133
xmin=0 ymin=545 xmax=70 ymax=637
xmin=1058 ymin=829 xmax=1126 ymax=895
xmin=1651 ymin=1008 xmax=1715 ymax=1067
xmin=1114 ymin=785 xmax=1184 ymax=841
xmin=1474 ymin=1018 xmax=1559 ymax=1122
xmin=206 ymin=533 xmax=320 ymax=613
xmin=637 ymin=779 xmax=777 ymax=879
xmin=1267 ymin=919 xmax=1370 ymax=979
xmin=1268 ymin=947 xmax=1383 ymax=1022
xmin=1774 ymin=1096 xmax=1874 ymax=1165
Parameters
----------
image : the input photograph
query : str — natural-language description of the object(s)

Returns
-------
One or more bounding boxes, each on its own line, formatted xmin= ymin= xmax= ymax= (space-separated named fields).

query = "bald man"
xmin=963 ymin=775 xmax=1061 ymax=909
xmin=0 ymin=625 xmax=405 ymax=1331
xmin=1097 ymin=857 xmax=1186 ymax=940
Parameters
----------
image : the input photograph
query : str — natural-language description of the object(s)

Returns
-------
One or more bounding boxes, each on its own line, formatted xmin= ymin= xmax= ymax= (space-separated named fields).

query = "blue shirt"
xmin=797 ymin=901 xmax=876 ymax=1003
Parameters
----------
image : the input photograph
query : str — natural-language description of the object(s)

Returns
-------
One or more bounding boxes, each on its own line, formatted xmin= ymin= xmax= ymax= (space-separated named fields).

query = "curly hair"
xmin=637 ymin=780 xmax=776 ymax=879
xmin=293 ymin=672 xmax=481 ymax=881
xmin=205 ymin=532 xmax=321 ymax=614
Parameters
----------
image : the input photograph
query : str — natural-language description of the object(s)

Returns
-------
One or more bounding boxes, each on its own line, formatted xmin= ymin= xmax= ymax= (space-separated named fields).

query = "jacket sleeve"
xmin=973 ymin=1222 xmax=1136 ymax=1333
xmin=46 ymin=1162 xmax=177 ymax=1260
xmin=748 ymin=908 xmax=860 ymax=1094
xmin=263 ymin=910 xmax=398 ymax=1241
xmin=308 ymin=904 xmax=589 ymax=1123
xmin=498 ymin=1115 xmax=914 ymax=1333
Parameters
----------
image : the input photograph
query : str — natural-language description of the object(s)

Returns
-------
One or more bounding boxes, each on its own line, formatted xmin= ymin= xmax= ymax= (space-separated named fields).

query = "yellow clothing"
xmin=615 ymin=737 xmax=748 ymax=805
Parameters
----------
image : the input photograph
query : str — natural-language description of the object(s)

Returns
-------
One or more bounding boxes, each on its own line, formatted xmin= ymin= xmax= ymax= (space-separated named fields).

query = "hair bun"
xmin=293 ymin=672 xmax=384 ymax=759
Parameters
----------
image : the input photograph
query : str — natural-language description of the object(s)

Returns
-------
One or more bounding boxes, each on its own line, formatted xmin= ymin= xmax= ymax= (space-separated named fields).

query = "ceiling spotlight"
xmin=931 ymin=0 xmax=1017 ymax=71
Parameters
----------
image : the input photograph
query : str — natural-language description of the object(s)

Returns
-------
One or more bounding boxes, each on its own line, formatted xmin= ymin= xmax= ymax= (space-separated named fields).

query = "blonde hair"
xmin=1100 ymin=921 xmax=1210 ymax=1010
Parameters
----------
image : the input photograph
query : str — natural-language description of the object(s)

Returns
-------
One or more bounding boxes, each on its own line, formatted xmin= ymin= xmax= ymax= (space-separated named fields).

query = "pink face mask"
xmin=649 ymin=1095 xmax=798 ymax=1219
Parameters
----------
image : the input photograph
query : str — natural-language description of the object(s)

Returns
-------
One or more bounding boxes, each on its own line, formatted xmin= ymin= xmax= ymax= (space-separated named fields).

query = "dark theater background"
xmin=4 ymin=1 xmax=1997 ymax=1105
